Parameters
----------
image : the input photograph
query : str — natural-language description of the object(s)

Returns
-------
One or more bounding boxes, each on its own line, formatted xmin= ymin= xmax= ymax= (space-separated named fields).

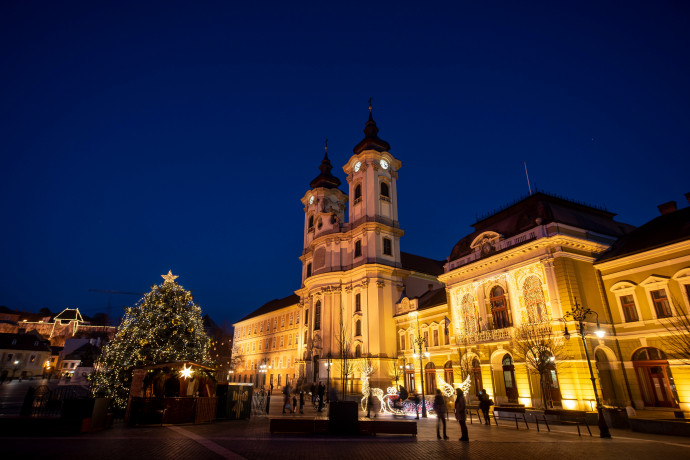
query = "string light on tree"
xmin=91 ymin=271 xmax=211 ymax=408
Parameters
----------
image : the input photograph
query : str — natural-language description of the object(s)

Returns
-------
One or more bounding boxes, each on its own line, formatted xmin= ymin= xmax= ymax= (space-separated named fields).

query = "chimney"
xmin=685 ymin=192 xmax=690 ymax=205
xmin=658 ymin=201 xmax=677 ymax=215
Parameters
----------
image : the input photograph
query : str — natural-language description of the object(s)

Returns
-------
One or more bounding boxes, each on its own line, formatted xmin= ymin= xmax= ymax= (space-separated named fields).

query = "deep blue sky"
xmin=2 ymin=1 xmax=689 ymax=328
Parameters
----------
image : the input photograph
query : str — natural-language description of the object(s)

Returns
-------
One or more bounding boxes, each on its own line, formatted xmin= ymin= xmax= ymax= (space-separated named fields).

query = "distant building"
xmin=0 ymin=332 xmax=51 ymax=380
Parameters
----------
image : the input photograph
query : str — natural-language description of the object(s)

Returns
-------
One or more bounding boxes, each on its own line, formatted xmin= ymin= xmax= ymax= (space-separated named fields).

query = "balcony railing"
xmin=459 ymin=327 xmax=514 ymax=345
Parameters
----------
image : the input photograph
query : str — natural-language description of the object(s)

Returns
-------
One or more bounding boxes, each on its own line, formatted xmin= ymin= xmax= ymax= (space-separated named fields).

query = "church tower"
xmin=343 ymin=105 xmax=403 ymax=269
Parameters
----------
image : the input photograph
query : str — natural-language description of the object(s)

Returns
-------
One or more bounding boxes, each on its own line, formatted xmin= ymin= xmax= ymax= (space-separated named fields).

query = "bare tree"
xmin=661 ymin=300 xmax=690 ymax=364
xmin=511 ymin=323 xmax=568 ymax=409
xmin=391 ymin=355 xmax=405 ymax=387
xmin=334 ymin=304 xmax=356 ymax=398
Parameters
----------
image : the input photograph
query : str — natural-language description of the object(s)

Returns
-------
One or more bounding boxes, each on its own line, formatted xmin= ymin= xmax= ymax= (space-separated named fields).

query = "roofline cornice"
xmin=595 ymin=239 xmax=690 ymax=270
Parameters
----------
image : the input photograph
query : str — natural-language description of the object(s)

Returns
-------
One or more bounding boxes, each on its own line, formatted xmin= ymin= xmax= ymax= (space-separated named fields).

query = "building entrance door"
xmin=633 ymin=347 xmax=678 ymax=408
xmin=502 ymin=354 xmax=518 ymax=403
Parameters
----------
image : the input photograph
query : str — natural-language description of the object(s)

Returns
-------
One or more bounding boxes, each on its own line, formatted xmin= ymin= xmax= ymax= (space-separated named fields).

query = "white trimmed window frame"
xmin=672 ymin=268 xmax=690 ymax=313
xmin=640 ymin=275 xmax=675 ymax=319
xmin=610 ymin=281 xmax=643 ymax=323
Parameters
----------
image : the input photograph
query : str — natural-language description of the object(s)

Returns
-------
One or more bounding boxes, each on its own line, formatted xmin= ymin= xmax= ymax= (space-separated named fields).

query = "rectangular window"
xmin=444 ymin=327 xmax=450 ymax=345
xmin=260 ymin=323 xmax=263 ymax=332
xmin=251 ymin=342 xmax=255 ymax=352
xmin=274 ymin=319 xmax=278 ymax=330
xmin=280 ymin=336 xmax=284 ymax=347
xmin=307 ymin=263 xmax=312 ymax=278
xmin=383 ymin=238 xmax=392 ymax=256
xmin=620 ymin=295 xmax=639 ymax=322
xmin=423 ymin=331 xmax=429 ymax=347
xmin=254 ymin=324 xmax=257 ymax=334
xmin=272 ymin=338 xmax=277 ymax=349
xmin=258 ymin=341 xmax=262 ymax=351
xmin=651 ymin=289 xmax=672 ymax=318
xmin=296 ymin=313 xmax=300 ymax=324
xmin=355 ymin=293 xmax=361 ymax=312
xmin=305 ymin=309 xmax=309 ymax=325
xmin=433 ymin=329 xmax=439 ymax=347
xmin=400 ymin=335 xmax=405 ymax=350
xmin=288 ymin=334 xmax=293 ymax=345
xmin=266 ymin=339 xmax=270 ymax=350
xmin=354 ymin=240 xmax=362 ymax=258
xmin=289 ymin=313 xmax=293 ymax=325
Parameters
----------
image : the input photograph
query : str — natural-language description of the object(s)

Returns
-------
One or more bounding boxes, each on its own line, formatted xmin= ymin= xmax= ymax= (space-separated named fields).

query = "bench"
xmin=494 ymin=406 xmax=529 ymax=430
xmin=534 ymin=409 xmax=592 ymax=436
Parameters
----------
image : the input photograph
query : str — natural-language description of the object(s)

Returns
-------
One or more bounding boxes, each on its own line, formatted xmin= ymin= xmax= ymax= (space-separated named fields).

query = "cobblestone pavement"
xmin=3 ymin=395 xmax=690 ymax=459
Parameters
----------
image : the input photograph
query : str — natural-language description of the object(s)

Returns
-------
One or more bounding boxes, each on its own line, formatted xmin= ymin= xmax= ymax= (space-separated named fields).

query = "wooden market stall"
xmin=126 ymin=361 xmax=217 ymax=425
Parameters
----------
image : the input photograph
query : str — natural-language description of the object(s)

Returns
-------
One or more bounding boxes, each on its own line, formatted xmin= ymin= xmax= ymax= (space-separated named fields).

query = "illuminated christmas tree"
xmin=91 ymin=271 xmax=211 ymax=408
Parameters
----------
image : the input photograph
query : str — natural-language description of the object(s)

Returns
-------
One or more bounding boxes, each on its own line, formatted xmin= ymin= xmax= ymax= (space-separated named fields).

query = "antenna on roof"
xmin=524 ymin=162 xmax=532 ymax=196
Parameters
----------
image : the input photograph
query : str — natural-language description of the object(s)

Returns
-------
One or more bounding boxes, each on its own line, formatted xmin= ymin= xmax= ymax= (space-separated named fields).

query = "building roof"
xmin=416 ymin=288 xmax=448 ymax=311
xmin=401 ymin=252 xmax=445 ymax=276
xmin=64 ymin=342 xmax=100 ymax=366
xmin=0 ymin=333 xmax=51 ymax=352
xmin=596 ymin=205 xmax=690 ymax=263
xmin=236 ymin=294 xmax=300 ymax=323
xmin=54 ymin=308 xmax=84 ymax=322
xmin=310 ymin=151 xmax=342 ymax=190
xmin=352 ymin=111 xmax=391 ymax=155
xmin=449 ymin=192 xmax=635 ymax=262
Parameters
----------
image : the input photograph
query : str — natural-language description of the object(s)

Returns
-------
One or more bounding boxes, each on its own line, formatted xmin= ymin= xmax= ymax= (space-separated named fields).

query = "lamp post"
xmin=562 ymin=299 xmax=611 ymax=439
xmin=409 ymin=311 xmax=430 ymax=418
xmin=324 ymin=352 xmax=332 ymax=402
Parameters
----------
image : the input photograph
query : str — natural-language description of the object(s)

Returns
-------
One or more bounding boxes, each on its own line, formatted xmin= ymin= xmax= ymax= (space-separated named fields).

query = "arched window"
xmin=472 ymin=358 xmax=483 ymax=396
xmin=490 ymin=285 xmax=511 ymax=329
xmin=380 ymin=182 xmax=389 ymax=198
xmin=425 ymin=362 xmax=437 ymax=394
xmin=355 ymin=293 xmax=361 ymax=312
xmin=633 ymin=347 xmax=677 ymax=408
xmin=314 ymin=301 xmax=321 ymax=331
xmin=355 ymin=344 xmax=361 ymax=357
xmin=355 ymin=319 xmax=361 ymax=336
xmin=354 ymin=184 xmax=362 ymax=202
xmin=523 ymin=276 xmax=546 ymax=324
xmin=444 ymin=361 xmax=454 ymax=385
xmin=461 ymin=293 xmax=478 ymax=335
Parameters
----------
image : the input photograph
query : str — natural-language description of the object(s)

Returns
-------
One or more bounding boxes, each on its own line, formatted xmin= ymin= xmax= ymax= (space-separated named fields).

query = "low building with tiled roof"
xmin=0 ymin=332 xmax=51 ymax=380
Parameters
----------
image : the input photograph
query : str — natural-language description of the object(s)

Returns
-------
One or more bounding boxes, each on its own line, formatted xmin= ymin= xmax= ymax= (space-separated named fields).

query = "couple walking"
xmin=435 ymin=388 xmax=469 ymax=442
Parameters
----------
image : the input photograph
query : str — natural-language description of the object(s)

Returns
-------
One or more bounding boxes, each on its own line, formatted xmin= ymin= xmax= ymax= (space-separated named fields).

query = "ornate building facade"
xmin=232 ymin=111 xmax=690 ymax=414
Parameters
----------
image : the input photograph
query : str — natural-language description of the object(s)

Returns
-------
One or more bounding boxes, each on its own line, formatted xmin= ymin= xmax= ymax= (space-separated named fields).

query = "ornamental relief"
xmin=511 ymin=263 xmax=551 ymax=325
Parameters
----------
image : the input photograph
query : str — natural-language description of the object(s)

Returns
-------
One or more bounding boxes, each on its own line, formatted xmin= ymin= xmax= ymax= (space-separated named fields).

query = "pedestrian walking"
xmin=413 ymin=392 xmax=420 ymax=419
xmin=455 ymin=388 xmax=469 ymax=442
xmin=317 ymin=382 xmax=326 ymax=412
xmin=299 ymin=390 xmax=305 ymax=414
xmin=292 ymin=393 xmax=297 ymax=414
xmin=434 ymin=389 xmax=448 ymax=440
xmin=478 ymin=388 xmax=493 ymax=425
xmin=311 ymin=383 xmax=316 ymax=406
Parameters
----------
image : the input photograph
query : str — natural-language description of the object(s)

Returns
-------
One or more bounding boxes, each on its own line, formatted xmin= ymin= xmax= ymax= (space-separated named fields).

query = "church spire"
xmin=309 ymin=139 xmax=342 ymax=189
xmin=353 ymin=98 xmax=391 ymax=154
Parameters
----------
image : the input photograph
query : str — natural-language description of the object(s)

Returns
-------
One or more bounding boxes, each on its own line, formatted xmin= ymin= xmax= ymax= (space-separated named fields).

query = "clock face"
xmin=354 ymin=161 xmax=361 ymax=173
xmin=309 ymin=196 xmax=314 ymax=205
xmin=380 ymin=159 xmax=389 ymax=170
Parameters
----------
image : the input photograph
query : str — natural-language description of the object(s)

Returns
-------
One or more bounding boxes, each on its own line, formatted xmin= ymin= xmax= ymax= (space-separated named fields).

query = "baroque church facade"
xmin=232 ymin=111 xmax=690 ymax=415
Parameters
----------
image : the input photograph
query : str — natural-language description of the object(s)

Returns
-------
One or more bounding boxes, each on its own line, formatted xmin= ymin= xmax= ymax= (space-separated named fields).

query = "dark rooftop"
xmin=416 ymin=287 xmax=448 ymax=311
xmin=450 ymin=192 xmax=634 ymax=262
xmin=237 ymin=294 xmax=300 ymax=323
xmin=596 ymin=205 xmax=690 ymax=263
xmin=401 ymin=252 xmax=445 ymax=276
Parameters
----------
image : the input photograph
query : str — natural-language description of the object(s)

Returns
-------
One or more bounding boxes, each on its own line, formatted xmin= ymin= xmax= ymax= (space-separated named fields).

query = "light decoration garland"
xmin=360 ymin=363 xmax=384 ymax=414
xmin=90 ymin=271 xmax=211 ymax=409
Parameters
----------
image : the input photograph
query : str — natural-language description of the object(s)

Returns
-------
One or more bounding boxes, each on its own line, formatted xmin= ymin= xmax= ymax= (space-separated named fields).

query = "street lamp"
xmin=562 ymin=298 xmax=611 ymax=438
xmin=324 ymin=352 xmax=333 ymax=402
xmin=409 ymin=311 xmax=430 ymax=418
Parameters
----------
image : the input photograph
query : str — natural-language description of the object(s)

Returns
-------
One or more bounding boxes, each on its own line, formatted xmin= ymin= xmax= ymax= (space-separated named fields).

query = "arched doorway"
xmin=472 ymin=358 xmax=483 ymax=397
xmin=595 ymin=349 xmax=618 ymax=406
xmin=633 ymin=347 xmax=678 ymax=408
xmin=444 ymin=361 xmax=454 ymax=386
xmin=502 ymin=354 xmax=518 ymax=403
xmin=425 ymin=362 xmax=437 ymax=394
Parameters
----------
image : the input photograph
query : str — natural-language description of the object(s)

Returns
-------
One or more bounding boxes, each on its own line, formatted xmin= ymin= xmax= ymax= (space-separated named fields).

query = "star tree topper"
xmin=161 ymin=270 xmax=179 ymax=284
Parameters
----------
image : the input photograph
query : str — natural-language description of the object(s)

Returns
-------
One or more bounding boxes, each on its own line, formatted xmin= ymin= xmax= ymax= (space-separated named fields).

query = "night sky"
xmin=2 ymin=1 xmax=689 ymax=328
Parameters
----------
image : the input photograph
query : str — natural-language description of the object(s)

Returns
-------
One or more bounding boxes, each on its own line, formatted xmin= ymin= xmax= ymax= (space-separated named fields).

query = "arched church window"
xmin=490 ymin=285 xmax=511 ymax=329
xmin=523 ymin=276 xmax=546 ymax=324
xmin=355 ymin=319 xmax=361 ymax=336
xmin=380 ymin=182 xmax=389 ymax=198
xmin=314 ymin=301 xmax=321 ymax=331
xmin=354 ymin=184 xmax=362 ymax=203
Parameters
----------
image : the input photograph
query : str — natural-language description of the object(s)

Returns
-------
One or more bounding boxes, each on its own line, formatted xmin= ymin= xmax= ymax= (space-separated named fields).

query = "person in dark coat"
xmin=455 ymin=388 xmax=469 ymax=442
xmin=413 ymin=392 xmax=421 ymax=419
xmin=299 ymin=390 xmax=305 ymax=414
xmin=317 ymin=382 xmax=326 ymax=412
xmin=478 ymin=388 xmax=492 ymax=425
xmin=434 ymin=389 xmax=448 ymax=440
